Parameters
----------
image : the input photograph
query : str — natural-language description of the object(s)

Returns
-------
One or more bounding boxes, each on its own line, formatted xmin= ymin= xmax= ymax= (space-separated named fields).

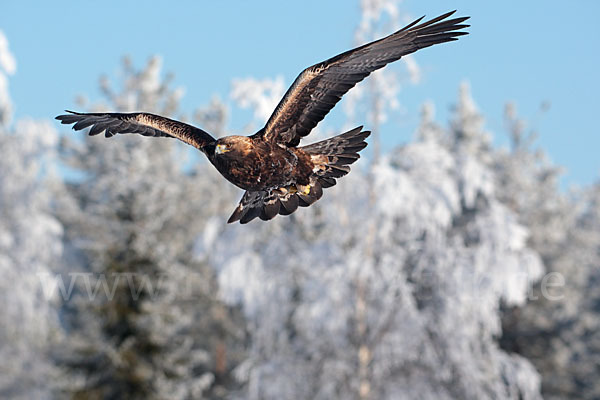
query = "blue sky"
xmin=2 ymin=0 xmax=599 ymax=186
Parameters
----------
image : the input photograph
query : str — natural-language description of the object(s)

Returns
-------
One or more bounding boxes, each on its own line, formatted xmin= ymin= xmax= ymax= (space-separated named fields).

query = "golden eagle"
xmin=57 ymin=11 xmax=469 ymax=224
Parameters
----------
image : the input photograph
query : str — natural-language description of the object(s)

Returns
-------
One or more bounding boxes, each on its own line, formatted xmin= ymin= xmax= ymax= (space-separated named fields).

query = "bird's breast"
xmin=214 ymin=143 xmax=308 ymax=191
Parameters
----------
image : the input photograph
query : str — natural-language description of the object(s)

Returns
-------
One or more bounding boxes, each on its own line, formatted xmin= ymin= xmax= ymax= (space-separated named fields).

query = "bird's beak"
xmin=215 ymin=144 xmax=229 ymax=155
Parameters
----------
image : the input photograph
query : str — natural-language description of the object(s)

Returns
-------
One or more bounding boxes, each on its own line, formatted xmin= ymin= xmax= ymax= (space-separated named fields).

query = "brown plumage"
xmin=56 ymin=11 xmax=469 ymax=224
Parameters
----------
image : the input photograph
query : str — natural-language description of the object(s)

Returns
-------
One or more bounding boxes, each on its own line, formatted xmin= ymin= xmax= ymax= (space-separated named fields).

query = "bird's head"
xmin=213 ymin=136 xmax=252 ymax=159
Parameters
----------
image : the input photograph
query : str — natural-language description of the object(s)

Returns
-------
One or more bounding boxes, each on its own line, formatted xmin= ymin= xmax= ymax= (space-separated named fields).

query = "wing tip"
xmin=227 ymin=210 xmax=242 ymax=224
xmin=55 ymin=110 xmax=83 ymax=122
xmin=436 ymin=10 xmax=458 ymax=20
xmin=408 ymin=10 xmax=469 ymax=32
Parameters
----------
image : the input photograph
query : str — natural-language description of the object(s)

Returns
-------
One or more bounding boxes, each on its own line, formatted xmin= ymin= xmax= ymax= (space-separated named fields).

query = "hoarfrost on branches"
xmin=97 ymin=55 xmax=184 ymax=115
xmin=0 ymin=30 xmax=17 ymax=125
xmin=4 ymin=2 xmax=599 ymax=398
xmin=0 ymin=33 xmax=63 ymax=398
xmin=498 ymin=104 xmax=600 ymax=400
xmin=205 ymin=84 xmax=545 ymax=400
xmin=230 ymin=76 xmax=285 ymax=125
xmin=55 ymin=57 xmax=245 ymax=399
xmin=0 ymin=31 xmax=16 ymax=74
xmin=194 ymin=96 xmax=229 ymax=138
xmin=345 ymin=0 xmax=419 ymax=160
xmin=355 ymin=0 xmax=402 ymax=44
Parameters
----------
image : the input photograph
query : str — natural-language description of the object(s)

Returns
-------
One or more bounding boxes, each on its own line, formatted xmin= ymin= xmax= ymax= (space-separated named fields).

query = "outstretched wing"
xmin=56 ymin=111 xmax=216 ymax=151
xmin=258 ymin=10 xmax=469 ymax=147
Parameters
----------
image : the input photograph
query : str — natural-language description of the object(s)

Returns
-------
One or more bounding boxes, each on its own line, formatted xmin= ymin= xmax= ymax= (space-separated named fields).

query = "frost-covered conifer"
xmin=203 ymin=55 xmax=545 ymax=400
xmin=56 ymin=56 xmax=245 ymax=400
xmin=497 ymin=104 xmax=600 ymax=400
xmin=0 ymin=31 xmax=63 ymax=399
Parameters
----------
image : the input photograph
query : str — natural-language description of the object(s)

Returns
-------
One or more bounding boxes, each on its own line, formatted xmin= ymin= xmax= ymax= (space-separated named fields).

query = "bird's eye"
xmin=216 ymin=143 xmax=230 ymax=155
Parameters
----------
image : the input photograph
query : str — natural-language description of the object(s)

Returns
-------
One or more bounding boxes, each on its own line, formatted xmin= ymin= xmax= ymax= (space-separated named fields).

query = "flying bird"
xmin=56 ymin=11 xmax=469 ymax=224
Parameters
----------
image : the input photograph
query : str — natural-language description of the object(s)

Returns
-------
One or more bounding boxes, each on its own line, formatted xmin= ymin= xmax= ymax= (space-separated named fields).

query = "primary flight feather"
xmin=57 ymin=11 xmax=469 ymax=224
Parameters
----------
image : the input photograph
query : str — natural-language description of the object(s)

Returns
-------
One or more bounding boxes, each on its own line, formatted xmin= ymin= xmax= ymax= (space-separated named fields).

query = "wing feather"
xmin=259 ymin=11 xmax=469 ymax=147
xmin=56 ymin=110 xmax=216 ymax=150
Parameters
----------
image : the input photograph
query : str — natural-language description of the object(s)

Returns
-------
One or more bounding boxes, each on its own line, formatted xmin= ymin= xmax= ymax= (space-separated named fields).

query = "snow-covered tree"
xmin=200 ymin=64 xmax=545 ymax=399
xmin=345 ymin=0 xmax=419 ymax=161
xmin=496 ymin=103 xmax=600 ymax=399
xmin=203 ymin=131 xmax=544 ymax=400
xmin=230 ymin=76 xmax=285 ymax=130
xmin=0 ymin=31 xmax=63 ymax=399
xmin=55 ymin=56 xmax=245 ymax=399
xmin=437 ymin=83 xmax=600 ymax=400
xmin=561 ymin=183 xmax=600 ymax=399
xmin=0 ymin=30 xmax=16 ymax=125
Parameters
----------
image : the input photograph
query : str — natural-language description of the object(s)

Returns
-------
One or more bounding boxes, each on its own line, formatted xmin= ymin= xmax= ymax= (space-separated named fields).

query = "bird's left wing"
xmin=258 ymin=10 xmax=469 ymax=147
xmin=56 ymin=111 xmax=215 ymax=150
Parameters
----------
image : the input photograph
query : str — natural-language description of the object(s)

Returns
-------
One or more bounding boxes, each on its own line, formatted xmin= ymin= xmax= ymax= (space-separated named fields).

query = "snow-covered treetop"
xmin=0 ymin=30 xmax=16 ymax=126
xmin=230 ymin=76 xmax=285 ymax=130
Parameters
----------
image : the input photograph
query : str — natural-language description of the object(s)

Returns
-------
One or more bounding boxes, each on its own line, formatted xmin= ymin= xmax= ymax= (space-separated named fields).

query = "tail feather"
xmin=227 ymin=180 xmax=324 ymax=224
xmin=302 ymin=126 xmax=370 ymax=186
xmin=297 ymin=179 xmax=323 ymax=207
xmin=319 ymin=176 xmax=336 ymax=188
xmin=279 ymin=193 xmax=299 ymax=215
xmin=302 ymin=126 xmax=370 ymax=155
xmin=227 ymin=126 xmax=370 ymax=224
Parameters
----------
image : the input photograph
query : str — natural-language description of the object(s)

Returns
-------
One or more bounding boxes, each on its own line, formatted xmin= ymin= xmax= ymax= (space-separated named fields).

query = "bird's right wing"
xmin=56 ymin=110 xmax=216 ymax=150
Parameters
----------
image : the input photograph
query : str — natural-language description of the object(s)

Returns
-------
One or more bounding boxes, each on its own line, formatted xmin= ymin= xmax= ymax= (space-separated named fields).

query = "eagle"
xmin=57 ymin=11 xmax=469 ymax=224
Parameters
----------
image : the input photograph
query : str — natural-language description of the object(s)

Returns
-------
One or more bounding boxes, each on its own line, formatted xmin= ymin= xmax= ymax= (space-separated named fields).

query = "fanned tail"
xmin=227 ymin=182 xmax=323 ymax=224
